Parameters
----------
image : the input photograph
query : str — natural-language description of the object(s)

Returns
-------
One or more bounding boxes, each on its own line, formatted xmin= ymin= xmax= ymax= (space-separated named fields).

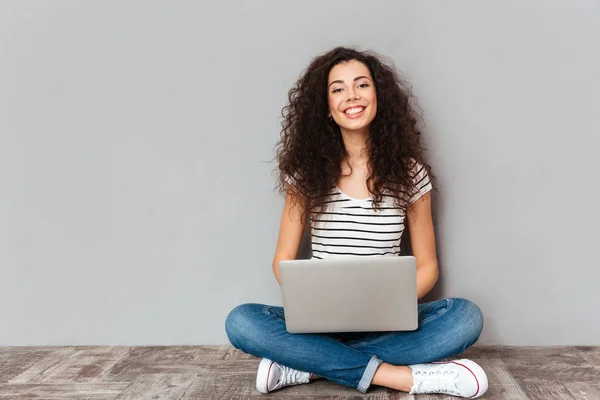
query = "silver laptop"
xmin=279 ymin=256 xmax=418 ymax=334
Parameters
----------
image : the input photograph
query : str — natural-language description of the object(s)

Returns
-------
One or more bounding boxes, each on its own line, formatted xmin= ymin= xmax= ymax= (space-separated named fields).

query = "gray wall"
xmin=1 ymin=1 xmax=598 ymax=346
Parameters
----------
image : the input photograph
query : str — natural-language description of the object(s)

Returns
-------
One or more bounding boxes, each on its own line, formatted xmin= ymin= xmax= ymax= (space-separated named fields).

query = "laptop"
xmin=279 ymin=255 xmax=418 ymax=334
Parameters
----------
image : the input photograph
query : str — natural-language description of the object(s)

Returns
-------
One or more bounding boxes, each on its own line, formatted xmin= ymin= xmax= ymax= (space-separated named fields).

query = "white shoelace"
xmin=412 ymin=369 xmax=461 ymax=395
xmin=280 ymin=365 xmax=310 ymax=386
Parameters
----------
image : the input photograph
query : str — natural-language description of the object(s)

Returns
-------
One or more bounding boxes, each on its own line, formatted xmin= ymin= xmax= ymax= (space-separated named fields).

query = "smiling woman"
xmin=328 ymin=62 xmax=378 ymax=130
xmin=273 ymin=47 xmax=434 ymax=220
xmin=225 ymin=47 xmax=487 ymax=398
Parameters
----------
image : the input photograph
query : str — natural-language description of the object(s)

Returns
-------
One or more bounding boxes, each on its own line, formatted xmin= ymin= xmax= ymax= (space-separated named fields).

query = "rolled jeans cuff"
xmin=357 ymin=355 xmax=384 ymax=393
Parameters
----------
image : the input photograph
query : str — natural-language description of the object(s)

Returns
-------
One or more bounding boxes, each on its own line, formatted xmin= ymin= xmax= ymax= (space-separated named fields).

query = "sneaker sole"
xmin=430 ymin=359 xmax=488 ymax=398
xmin=256 ymin=358 xmax=276 ymax=393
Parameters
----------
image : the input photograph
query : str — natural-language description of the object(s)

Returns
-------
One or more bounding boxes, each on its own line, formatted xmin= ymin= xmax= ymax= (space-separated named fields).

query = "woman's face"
xmin=327 ymin=60 xmax=377 ymax=133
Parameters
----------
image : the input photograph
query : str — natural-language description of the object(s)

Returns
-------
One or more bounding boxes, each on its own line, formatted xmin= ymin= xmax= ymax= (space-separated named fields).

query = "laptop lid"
xmin=279 ymin=256 xmax=418 ymax=334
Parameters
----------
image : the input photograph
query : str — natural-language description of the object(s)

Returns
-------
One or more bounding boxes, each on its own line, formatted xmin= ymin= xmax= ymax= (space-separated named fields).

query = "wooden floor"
xmin=0 ymin=345 xmax=598 ymax=399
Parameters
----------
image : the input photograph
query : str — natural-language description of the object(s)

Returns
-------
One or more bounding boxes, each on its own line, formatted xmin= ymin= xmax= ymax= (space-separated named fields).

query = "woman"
xmin=225 ymin=47 xmax=488 ymax=398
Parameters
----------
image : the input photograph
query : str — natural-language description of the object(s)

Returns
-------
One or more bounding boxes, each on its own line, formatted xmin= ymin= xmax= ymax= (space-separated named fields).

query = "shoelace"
xmin=280 ymin=365 xmax=310 ymax=386
xmin=413 ymin=369 xmax=461 ymax=395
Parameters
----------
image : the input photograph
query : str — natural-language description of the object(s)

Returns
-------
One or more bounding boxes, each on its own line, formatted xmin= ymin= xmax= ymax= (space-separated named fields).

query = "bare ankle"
xmin=372 ymin=363 xmax=413 ymax=392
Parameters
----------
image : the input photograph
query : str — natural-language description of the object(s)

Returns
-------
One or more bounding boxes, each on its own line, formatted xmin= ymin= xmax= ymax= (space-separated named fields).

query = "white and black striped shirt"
xmin=307 ymin=162 xmax=433 ymax=260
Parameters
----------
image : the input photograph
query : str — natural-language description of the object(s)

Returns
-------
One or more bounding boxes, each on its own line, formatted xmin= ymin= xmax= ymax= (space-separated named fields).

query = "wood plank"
xmin=564 ymin=382 xmax=600 ymax=400
xmin=184 ymin=372 xmax=390 ymax=399
xmin=248 ymin=377 xmax=389 ymax=397
xmin=388 ymin=391 xmax=451 ymax=400
xmin=6 ymin=347 xmax=76 ymax=383
xmin=195 ymin=345 xmax=238 ymax=360
xmin=0 ymin=346 xmax=597 ymax=399
xmin=380 ymin=390 xmax=415 ymax=400
xmin=575 ymin=346 xmax=600 ymax=367
xmin=103 ymin=345 xmax=229 ymax=383
xmin=223 ymin=346 xmax=261 ymax=361
xmin=142 ymin=359 xmax=260 ymax=375
xmin=20 ymin=346 xmax=130 ymax=384
xmin=0 ymin=346 xmax=61 ymax=353
xmin=0 ymin=382 xmax=128 ymax=399
xmin=0 ymin=347 xmax=72 ymax=383
xmin=183 ymin=373 xmax=256 ymax=399
xmin=459 ymin=345 xmax=507 ymax=360
xmin=126 ymin=346 xmax=230 ymax=362
xmin=114 ymin=373 xmax=196 ymax=400
xmin=521 ymin=382 xmax=575 ymax=400
xmin=501 ymin=346 xmax=598 ymax=383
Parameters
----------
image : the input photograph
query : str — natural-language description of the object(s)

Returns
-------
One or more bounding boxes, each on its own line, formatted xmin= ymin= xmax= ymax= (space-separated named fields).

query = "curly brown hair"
xmin=275 ymin=46 xmax=435 ymax=221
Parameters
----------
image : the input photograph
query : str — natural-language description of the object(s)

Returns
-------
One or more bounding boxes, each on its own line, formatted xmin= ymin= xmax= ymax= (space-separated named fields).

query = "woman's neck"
xmin=340 ymin=127 xmax=369 ymax=165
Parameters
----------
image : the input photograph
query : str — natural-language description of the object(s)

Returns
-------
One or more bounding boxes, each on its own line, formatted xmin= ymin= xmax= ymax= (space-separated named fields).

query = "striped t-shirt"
xmin=294 ymin=161 xmax=433 ymax=260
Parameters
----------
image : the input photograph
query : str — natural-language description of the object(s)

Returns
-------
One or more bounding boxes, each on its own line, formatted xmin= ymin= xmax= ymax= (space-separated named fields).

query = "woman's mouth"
xmin=343 ymin=106 xmax=366 ymax=119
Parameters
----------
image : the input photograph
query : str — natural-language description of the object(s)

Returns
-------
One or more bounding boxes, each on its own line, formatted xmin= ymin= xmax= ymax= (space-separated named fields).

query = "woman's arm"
xmin=272 ymin=190 xmax=307 ymax=284
xmin=407 ymin=192 xmax=439 ymax=299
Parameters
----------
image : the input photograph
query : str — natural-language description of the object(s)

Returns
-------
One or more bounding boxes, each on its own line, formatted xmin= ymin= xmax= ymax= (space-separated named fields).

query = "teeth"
xmin=345 ymin=107 xmax=364 ymax=115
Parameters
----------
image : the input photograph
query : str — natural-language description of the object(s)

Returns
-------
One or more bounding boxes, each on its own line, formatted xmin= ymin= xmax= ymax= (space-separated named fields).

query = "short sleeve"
xmin=283 ymin=171 xmax=303 ymax=193
xmin=408 ymin=161 xmax=433 ymax=204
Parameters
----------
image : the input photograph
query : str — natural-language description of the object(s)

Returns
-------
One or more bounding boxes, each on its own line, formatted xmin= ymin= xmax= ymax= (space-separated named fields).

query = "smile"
xmin=343 ymin=106 xmax=366 ymax=118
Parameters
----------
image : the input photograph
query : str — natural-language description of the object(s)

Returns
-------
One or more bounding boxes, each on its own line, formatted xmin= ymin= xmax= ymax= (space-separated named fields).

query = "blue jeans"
xmin=225 ymin=298 xmax=483 ymax=393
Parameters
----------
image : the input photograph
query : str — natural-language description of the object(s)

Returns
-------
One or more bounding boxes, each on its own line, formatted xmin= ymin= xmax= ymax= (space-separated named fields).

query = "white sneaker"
xmin=409 ymin=359 xmax=488 ymax=398
xmin=255 ymin=358 xmax=312 ymax=393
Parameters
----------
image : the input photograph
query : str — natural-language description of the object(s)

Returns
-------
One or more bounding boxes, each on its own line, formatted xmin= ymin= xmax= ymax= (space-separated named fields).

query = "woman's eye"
xmin=358 ymin=83 xmax=370 ymax=88
xmin=332 ymin=88 xmax=343 ymax=93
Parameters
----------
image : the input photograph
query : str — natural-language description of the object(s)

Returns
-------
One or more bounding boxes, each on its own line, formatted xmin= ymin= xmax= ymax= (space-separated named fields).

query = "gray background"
xmin=1 ymin=1 xmax=598 ymax=346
